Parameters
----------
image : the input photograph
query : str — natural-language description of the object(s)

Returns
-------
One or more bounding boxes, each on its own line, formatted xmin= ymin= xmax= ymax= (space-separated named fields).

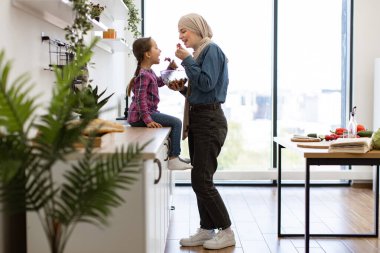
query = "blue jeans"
xmin=129 ymin=112 xmax=182 ymax=157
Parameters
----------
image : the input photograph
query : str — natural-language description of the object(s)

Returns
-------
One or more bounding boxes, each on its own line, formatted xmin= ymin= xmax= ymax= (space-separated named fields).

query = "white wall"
xmin=353 ymin=0 xmax=380 ymax=129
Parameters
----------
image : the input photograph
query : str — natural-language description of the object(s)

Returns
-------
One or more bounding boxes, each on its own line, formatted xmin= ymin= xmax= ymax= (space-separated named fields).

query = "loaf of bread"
xmin=69 ymin=118 xmax=125 ymax=135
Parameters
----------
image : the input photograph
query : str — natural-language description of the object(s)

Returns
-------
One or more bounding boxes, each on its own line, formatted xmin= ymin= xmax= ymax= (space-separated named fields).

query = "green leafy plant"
xmin=0 ymin=43 xmax=147 ymax=253
xmin=64 ymin=0 xmax=93 ymax=54
xmin=123 ymin=0 xmax=141 ymax=38
xmin=73 ymin=84 xmax=114 ymax=118
xmin=89 ymin=2 xmax=106 ymax=20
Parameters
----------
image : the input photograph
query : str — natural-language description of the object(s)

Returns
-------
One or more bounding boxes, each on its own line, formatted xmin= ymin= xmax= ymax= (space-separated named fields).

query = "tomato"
xmin=325 ymin=134 xmax=340 ymax=141
xmin=334 ymin=127 xmax=347 ymax=135
xmin=357 ymin=124 xmax=366 ymax=132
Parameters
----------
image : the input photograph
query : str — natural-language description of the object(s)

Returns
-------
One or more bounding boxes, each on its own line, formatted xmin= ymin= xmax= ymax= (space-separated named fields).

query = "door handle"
xmin=153 ymin=158 xmax=162 ymax=184
xmin=164 ymin=142 xmax=169 ymax=161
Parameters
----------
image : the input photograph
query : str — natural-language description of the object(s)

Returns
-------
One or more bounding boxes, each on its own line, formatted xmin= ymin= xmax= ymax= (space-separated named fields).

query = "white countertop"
xmin=71 ymin=126 xmax=171 ymax=160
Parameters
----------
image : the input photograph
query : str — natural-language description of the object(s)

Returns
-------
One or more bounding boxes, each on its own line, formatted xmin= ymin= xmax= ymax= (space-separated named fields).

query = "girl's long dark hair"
xmin=127 ymin=37 xmax=152 ymax=96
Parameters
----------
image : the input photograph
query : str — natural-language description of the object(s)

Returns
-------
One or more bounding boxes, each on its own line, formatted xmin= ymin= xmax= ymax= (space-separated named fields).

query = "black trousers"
xmin=188 ymin=106 xmax=231 ymax=230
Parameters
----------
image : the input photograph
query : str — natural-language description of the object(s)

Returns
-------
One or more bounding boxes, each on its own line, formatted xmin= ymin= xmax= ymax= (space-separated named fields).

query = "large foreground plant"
xmin=0 ymin=42 xmax=146 ymax=253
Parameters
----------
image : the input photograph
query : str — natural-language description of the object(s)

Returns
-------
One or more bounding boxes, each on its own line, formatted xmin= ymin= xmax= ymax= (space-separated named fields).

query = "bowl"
xmin=160 ymin=70 xmax=188 ymax=89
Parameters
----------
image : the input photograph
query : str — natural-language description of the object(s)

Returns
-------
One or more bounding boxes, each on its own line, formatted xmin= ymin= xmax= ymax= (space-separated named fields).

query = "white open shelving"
xmin=96 ymin=38 xmax=129 ymax=54
xmin=12 ymin=0 xmax=110 ymax=31
xmin=95 ymin=0 xmax=128 ymax=20
xmin=89 ymin=16 xmax=108 ymax=31
xmin=12 ymin=0 xmax=75 ymax=29
xmin=12 ymin=0 xmax=129 ymax=53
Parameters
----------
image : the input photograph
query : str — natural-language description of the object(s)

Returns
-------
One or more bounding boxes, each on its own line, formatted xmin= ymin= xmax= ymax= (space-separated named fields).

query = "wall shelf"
xmin=96 ymin=38 xmax=129 ymax=54
xmin=89 ymin=17 xmax=108 ymax=31
xmin=95 ymin=0 xmax=128 ymax=20
xmin=12 ymin=0 xmax=109 ymax=31
xmin=12 ymin=0 xmax=129 ymax=54
xmin=12 ymin=0 xmax=74 ymax=29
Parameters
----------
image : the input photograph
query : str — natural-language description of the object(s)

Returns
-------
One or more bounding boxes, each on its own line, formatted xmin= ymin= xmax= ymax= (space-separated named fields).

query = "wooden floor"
xmin=165 ymin=185 xmax=380 ymax=253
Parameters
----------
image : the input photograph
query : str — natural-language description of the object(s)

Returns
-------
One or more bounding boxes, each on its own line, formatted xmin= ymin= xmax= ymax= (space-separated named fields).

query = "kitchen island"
xmin=27 ymin=127 xmax=173 ymax=253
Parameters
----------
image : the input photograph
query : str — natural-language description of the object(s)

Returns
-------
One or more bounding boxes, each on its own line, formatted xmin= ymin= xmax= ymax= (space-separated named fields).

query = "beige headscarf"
xmin=178 ymin=13 xmax=213 ymax=60
xmin=178 ymin=13 xmax=213 ymax=140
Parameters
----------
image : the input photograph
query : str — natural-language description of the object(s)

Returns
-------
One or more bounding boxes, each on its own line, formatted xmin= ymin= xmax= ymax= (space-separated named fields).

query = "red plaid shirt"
xmin=127 ymin=69 xmax=165 ymax=124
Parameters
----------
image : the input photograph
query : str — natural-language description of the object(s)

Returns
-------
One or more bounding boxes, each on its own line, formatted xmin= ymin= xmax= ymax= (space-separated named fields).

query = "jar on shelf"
xmin=103 ymin=29 xmax=117 ymax=39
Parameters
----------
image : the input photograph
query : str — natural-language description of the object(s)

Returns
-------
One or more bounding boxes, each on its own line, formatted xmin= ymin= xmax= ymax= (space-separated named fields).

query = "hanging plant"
xmin=123 ymin=0 xmax=141 ymax=38
xmin=64 ymin=0 xmax=93 ymax=55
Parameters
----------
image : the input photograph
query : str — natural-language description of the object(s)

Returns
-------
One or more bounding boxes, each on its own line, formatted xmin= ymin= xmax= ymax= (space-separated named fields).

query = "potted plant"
xmin=89 ymin=2 xmax=106 ymax=22
xmin=123 ymin=0 xmax=141 ymax=38
xmin=73 ymin=84 xmax=114 ymax=118
xmin=0 ymin=43 xmax=147 ymax=253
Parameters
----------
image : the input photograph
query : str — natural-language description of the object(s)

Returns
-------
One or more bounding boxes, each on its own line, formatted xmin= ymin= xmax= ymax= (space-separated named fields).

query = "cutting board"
xmin=297 ymin=142 xmax=331 ymax=149
xmin=291 ymin=137 xmax=321 ymax=142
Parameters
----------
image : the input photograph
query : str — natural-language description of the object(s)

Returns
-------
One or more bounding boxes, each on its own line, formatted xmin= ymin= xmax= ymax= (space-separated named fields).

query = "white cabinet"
xmin=27 ymin=128 xmax=173 ymax=253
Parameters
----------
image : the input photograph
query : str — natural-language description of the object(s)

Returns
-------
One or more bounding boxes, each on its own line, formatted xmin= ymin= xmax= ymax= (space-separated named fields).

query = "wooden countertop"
xmin=71 ymin=127 xmax=171 ymax=160
xmin=274 ymin=137 xmax=380 ymax=159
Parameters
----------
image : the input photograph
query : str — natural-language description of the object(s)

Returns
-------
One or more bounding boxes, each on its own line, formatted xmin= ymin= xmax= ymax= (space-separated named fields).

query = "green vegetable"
xmin=371 ymin=129 xmax=380 ymax=149
xmin=307 ymin=133 xmax=317 ymax=138
xmin=357 ymin=130 xmax=373 ymax=137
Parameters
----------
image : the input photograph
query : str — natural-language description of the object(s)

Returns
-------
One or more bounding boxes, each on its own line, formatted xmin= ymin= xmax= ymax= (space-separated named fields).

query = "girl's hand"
xmin=169 ymin=83 xmax=186 ymax=92
xmin=147 ymin=121 xmax=162 ymax=128
xmin=175 ymin=43 xmax=190 ymax=60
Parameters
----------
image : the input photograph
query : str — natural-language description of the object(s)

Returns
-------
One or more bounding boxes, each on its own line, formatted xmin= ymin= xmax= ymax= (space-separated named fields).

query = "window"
xmin=277 ymin=0 xmax=351 ymax=171
xmin=144 ymin=0 xmax=351 ymax=179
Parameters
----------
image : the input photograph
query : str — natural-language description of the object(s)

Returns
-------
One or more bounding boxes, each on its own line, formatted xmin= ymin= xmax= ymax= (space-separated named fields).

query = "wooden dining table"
xmin=274 ymin=137 xmax=380 ymax=253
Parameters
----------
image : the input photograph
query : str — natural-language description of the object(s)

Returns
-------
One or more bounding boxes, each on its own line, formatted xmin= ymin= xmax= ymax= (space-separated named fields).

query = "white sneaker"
xmin=168 ymin=157 xmax=192 ymax=170
xmin=179 ymin=156 xmax=191 ymax=164
xmin=203 ymin=229 xmax=236 ymax=250
xmin=180 ymin=228 xmax=215 ymax=247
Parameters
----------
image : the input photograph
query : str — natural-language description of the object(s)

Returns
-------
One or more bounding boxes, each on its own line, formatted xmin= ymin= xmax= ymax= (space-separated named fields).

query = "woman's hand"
xmin=175 ymin=43 xmax=190 ymax=60
xmin=147 ymin=121 xmax=162 ymax=128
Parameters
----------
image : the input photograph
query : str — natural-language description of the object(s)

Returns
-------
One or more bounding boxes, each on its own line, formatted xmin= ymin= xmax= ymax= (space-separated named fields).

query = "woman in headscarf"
xmin=173 ymin=13 xmax=235 ymax=250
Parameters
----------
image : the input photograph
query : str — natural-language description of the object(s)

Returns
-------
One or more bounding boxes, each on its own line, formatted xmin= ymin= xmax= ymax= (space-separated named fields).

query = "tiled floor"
xmin=165 ymin=185 xmax=379 ymax=253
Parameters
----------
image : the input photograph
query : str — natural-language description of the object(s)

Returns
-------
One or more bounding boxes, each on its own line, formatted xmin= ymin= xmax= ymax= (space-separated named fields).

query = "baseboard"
xmin=351 ymin=180 xmax=372 ymax=188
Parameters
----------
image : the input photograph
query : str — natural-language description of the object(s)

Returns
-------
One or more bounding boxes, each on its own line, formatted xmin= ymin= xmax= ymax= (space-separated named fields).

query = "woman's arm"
xmin=181 ymin=44 xmax=224 ymax=93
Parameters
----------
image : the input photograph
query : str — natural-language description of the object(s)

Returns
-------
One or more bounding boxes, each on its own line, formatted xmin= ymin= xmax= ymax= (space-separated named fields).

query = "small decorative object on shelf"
xmin=89 ymin=2 xmax=106 ymax=21
xmin=41 ymin=33 xmax=72 ymax=71
xmin=103 ymin=28 xmax=117 ymax=39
